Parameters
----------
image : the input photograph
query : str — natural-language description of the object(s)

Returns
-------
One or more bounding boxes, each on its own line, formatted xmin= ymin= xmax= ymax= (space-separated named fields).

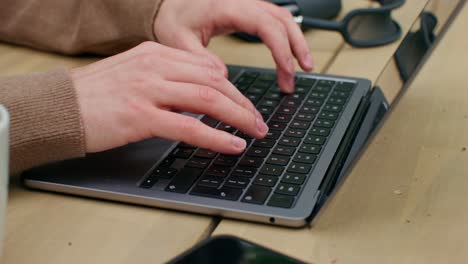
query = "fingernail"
xmin=256 ymin=116 xmax=269 ymax=134
xmin=303 ymin=54 xmax=314 ymax=71
xmin=231 ymin=136 xmax=246 ymax=150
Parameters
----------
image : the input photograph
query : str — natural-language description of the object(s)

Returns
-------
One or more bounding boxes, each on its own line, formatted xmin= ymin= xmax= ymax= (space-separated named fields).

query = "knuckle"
xmin=284 ymin=64 xmax=295 ymax=76
xmin=243 ymin=107 xmax=255 ymax=123
xmin=135 ymin=53 xmax=156 ymax=72
xmin=131 ymin=74 xmax=151 ymax=91
xmin=276 ymin=21 xmax=288 ymax=37
xmin=210 ymin=59 xmax=228 ymax=76
xmin=280 ymin=8 xmax=293 ymax=20
xmin=154 ymin=80 xmax=171 ymax=95
xmin=138 ymin=41 xmax=160 ymax=51
xmin=204 ymin=57 xmax=218 ymax=69
xmin=207 ymin=67 xmax=224 ymax=84
xmin=223 ymin=2 xmax=239 ymax=22
xmin=234 ymin=110 xmax=254 ymax=132
xmin=207 ymin=131 xmax=224 ymax=147
xmin=198 ymin=86 xmax=218 ymax=103
xmin=130 ymin=69 xmax=154 ymax=90
xmin=238 ymin=93 xmax=254 ymax=110
xmin=124 ymin=97 xmax=140 ymax=110
xmin=245 ymin=99 xmax=256 ymax=112
xmin=122 ymin=97 xmax=151 ymax=122
xmin=180 ymin=117 xmax=201 ymax=135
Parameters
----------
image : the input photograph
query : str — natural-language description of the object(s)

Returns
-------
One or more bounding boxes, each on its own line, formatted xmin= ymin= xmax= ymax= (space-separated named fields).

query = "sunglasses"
xmin=295 ymin=0 xmax=406 ymax=47
xmin=394 ymin=12 xmax=438 ymax=81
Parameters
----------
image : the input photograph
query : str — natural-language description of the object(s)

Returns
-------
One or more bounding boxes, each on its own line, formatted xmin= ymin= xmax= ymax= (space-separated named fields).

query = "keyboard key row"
xmin=140 ymin=71 xmax=356 ymax=210
xmin=260 ymin=164 xmax=284 ymax=176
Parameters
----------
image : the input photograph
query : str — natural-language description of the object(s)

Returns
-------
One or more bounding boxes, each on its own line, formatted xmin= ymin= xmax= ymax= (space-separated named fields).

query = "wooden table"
xmin=1 ymin=0 xmax=464 ymax=263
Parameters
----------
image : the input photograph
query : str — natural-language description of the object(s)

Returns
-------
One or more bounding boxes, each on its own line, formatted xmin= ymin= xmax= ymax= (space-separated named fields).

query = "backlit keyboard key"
xmin=242 ymin=186 xmax=271 ymax=205
xmin=299 ymin=144 xmax=322 ymax=154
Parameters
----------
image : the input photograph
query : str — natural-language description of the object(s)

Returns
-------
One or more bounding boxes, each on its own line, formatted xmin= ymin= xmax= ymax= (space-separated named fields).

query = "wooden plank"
xmin=0 ymin=45 xmax=95 ymax=75
xmin=212 ymin=1 xmax=431 ymax=263
xmin=2 ymin=180 xmax=214 ymax=264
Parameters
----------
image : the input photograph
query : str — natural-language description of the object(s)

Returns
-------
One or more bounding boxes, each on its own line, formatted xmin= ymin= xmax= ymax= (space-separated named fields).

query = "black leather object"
xmin=295 ymin=0 xmax=341 ymax=20
xmin=235 ymin=0 xmax=342 ymax=42
xmin=268 ymin=0 xmax=342 ymax=19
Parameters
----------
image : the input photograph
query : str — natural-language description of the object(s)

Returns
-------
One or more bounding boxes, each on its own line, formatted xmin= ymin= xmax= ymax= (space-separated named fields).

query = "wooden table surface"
xmin=1 ymin=0 xmax=465 ymax=263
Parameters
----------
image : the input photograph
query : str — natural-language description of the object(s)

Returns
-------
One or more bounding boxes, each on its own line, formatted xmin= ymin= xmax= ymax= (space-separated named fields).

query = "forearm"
xmin=0 ymin=0 xmax=163 ymax=55
xmin=0 ymin=70 xmax=85 ymax=174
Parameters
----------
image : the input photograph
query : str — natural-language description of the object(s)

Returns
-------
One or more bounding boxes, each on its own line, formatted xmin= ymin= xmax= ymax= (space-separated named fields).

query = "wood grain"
xmin=1 ymin=0 xmax=457 ymax=263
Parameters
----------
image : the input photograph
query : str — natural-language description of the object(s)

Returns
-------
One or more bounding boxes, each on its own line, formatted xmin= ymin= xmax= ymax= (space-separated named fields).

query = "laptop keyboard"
xmin=140 ymin=71 xmax=355 ymax=209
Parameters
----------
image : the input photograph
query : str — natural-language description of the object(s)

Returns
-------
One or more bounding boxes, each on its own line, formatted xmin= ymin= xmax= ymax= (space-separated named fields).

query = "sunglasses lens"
xmin=380 ymin=0 xmax=403 ymax=5
xmin=379 ymin=0 xmax=394 ymax=4
xmin=347 ymin=13 xmax=400 ymax=45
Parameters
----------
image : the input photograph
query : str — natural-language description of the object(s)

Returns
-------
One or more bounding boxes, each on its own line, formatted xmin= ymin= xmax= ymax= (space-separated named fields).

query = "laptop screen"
xmin=312 ymin=1 xmax=462 ymax=213
xmin=374 ymin=0 xmax=460 ymax=106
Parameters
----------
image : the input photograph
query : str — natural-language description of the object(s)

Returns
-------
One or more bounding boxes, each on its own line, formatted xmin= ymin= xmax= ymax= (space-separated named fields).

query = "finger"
xmin=156 ymin=81 xmax=268 ymax=139
xmin=169 ymin=32 xmax=229 ymax=77
xmin=257 ymin=1 xmax=314 ymax=71
xmin=153 ymin=110 xmax=247 ymax=154
xmin=221 ymin=1 xmax=296 ymax=92
xmin=77 ymin=41 xmax=226 ymax=78
xmin=160 ymin=61 xmax=257 ymax=115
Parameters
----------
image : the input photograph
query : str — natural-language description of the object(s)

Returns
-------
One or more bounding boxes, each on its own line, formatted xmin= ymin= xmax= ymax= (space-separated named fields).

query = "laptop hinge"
xmin=307 ymin=86 xmax=388 ymax=221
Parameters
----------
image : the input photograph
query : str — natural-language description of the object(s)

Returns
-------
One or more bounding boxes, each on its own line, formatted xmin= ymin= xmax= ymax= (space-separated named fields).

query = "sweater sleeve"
xmin=0 ymin=0 xmax=164 ymax=55
xmin=0 ymin=70 xmax=85 ymax=175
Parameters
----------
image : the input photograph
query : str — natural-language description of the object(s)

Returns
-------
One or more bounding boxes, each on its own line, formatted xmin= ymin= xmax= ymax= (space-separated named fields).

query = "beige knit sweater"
xmin=0 ymin=0 xmax=163 ymax=174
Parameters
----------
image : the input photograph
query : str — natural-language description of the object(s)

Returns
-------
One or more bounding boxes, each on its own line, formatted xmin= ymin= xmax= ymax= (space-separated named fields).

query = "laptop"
xmin=13 ymin=0 xmax=440 ymax=228
xmin=22 ymin=65 xmax=389 ymax=227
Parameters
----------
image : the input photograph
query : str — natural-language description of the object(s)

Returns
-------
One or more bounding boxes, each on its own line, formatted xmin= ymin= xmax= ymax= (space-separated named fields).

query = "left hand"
xmin=154 ymin=0 xmax=314 ymax=93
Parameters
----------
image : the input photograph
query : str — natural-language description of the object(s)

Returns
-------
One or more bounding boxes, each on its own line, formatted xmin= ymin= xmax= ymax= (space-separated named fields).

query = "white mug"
xmin=0 ymin=105 xmax=9 ymax=256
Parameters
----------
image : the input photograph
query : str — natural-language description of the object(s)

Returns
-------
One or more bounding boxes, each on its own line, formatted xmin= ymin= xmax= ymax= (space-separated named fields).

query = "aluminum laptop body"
xmin=23 ymin=66 xmax=375 ymax=227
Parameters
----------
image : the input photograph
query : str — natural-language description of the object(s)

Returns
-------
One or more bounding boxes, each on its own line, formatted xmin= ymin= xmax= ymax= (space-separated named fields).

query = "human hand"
xmin=72 ymin=42 xmax=267 ymax=154
xmin=154 ymin=0 xmax=314 ymax=93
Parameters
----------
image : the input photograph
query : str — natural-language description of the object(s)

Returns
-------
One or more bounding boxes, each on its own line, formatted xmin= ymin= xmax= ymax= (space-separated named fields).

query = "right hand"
xmin=154 ymin=0 xmax=314 ymax=93
xmin=71 ymin=42 xmax=268 ymax=154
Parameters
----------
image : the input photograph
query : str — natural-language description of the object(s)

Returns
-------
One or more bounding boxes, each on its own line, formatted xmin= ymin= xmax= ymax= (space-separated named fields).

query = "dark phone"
xmin=167 ymin=235 xmax=307 ymax=264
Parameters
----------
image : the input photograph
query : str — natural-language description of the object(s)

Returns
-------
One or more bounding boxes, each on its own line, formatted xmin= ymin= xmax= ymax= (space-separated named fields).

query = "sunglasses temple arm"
xmin=298 ymin=16 xmax=342 ymax=31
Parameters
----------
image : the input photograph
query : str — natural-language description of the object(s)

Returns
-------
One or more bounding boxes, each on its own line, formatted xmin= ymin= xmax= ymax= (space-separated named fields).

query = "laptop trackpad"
xmin=24 ymin=112 xmax=205 ymax=187
xmin=23 ymin=136 xmax=177 ymax=187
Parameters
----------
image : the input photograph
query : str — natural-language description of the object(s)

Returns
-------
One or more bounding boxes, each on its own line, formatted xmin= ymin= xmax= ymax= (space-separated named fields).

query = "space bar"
xmin=165 ymin=168 xmax=203 ymax=193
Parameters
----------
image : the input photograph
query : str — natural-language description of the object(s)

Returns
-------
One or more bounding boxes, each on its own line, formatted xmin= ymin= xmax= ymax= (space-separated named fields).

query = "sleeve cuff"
xmin=0 ymin=69 xmax=86 ymax=174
